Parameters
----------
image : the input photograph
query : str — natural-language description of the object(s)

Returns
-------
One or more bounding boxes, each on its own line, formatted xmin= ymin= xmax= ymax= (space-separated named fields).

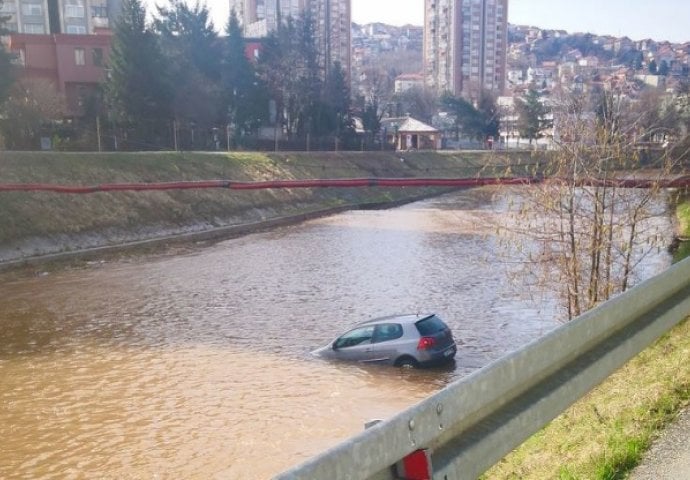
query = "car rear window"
xmin=415 ymin=315 xmax=448 ymax=335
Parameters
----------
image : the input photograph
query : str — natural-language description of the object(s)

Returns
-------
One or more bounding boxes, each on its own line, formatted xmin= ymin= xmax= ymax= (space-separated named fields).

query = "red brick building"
xmin=7 ymin=30 xmax=112 ymax=116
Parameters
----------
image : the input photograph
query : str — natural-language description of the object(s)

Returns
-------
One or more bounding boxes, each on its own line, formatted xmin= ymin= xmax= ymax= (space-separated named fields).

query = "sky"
xmin=351 ymin=0 xmax=690 ymax=43
xmin=191 ymin=0 xmax=690 ymax=44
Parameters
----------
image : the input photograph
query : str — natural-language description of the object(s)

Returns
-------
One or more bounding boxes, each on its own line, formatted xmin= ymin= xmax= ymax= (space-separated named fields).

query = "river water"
xmin=0 ymin=188 xmax=671 ymax=479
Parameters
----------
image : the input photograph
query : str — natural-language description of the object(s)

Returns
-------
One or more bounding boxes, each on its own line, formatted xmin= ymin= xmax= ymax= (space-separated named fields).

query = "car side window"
xmin=334 ymin=326 xmax=375 ymax=349
xmin=372 ymin=323 xmax=403 ymax=343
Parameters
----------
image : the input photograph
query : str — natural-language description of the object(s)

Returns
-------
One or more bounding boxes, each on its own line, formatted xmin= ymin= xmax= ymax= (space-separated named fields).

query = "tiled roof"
xmin=397 ymin=117 xmax=439 ymax=133
xmin=381 ymin=117 xmax=439 ymax=133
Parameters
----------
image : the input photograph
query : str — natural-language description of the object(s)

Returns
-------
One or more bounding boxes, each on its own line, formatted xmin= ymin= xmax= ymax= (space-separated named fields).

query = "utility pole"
xmin=173 ymin=120 xmax=178 ymax=151
xmin=96 ymin=115 xmax=102 ymax=152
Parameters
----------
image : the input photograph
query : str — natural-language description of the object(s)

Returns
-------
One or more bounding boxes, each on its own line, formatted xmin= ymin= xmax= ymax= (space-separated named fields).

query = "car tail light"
xmin=417 ymin=336 xmax=436 ymax=350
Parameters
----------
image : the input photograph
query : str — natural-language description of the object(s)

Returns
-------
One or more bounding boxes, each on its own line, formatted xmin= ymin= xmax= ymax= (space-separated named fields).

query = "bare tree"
xmin=358 ymin=66 xmax=393 ymax=107
xmin=392 ymin=86 xmax=438 ymax=123
xmin=500 ymin=89 xmax=685 ymax=320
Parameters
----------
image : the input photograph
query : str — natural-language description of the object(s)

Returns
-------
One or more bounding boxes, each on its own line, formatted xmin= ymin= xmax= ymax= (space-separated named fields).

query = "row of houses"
xmin=506 ymin=26 xmax=690 ymax=95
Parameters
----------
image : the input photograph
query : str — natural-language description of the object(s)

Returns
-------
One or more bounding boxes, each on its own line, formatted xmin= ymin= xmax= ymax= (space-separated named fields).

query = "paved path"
xmin=628 ymin=406 xmax=690 ymax=479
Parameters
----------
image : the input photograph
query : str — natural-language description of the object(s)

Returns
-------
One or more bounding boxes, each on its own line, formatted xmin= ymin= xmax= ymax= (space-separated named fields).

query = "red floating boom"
xmin=0 ymin=176 xmax=689 ymax=194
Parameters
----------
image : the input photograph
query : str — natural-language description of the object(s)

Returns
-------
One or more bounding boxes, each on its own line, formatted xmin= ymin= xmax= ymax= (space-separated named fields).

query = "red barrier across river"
xmin=1 ymin=176 xmax=690 ymax=194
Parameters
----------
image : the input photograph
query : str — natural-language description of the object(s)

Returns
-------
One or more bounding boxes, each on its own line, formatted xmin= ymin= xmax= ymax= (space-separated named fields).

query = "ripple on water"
xmin=1 ymin=345 xmax=440 ymax=478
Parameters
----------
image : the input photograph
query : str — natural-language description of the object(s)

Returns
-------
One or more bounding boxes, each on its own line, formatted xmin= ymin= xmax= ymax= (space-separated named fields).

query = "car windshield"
xmin=415 ymin=315 xmax=447 ymax=335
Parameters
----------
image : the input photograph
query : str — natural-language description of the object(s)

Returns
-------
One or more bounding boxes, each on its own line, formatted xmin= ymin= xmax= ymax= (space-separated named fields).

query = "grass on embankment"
xmin=483 ymin=317 xmax=690 ymax=480
xmin=672 ymin=195 xmax=690 ymax=262
xmin=676 ymin=201 xmax=690 ymax=238
xmin=0 ymin=150 xmax=539 ymax=262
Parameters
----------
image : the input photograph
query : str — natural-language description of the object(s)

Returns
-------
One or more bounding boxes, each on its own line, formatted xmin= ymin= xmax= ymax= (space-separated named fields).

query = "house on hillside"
xmin=615 ymin=37 xmax=635 ymax=54
xmin=394 ymin=73 xmax=425 ymax=93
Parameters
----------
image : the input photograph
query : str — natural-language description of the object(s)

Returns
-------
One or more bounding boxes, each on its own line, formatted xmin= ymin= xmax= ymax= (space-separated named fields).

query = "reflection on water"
xmin=0 ymin=188 xmax=671 ymax=478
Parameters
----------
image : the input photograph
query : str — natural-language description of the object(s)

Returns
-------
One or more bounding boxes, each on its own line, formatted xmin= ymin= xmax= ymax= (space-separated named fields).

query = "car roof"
xmin=358 ymin=313 xmax=436 ymax=326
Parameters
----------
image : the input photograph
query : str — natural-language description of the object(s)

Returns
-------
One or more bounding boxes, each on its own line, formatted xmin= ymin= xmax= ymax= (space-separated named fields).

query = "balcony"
xmin=92 ymin=17 xmax=109 ymax=28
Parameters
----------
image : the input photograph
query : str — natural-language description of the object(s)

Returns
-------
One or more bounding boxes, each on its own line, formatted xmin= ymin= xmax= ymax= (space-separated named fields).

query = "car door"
xmin=331 ymin=325 xmax=376 ymax=363
xmin=369 ymin=323 xmax=405 ymax=363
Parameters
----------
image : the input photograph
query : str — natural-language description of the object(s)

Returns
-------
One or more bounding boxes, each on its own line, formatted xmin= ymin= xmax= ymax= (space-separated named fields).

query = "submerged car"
xmin=313 ymin=313 xmax=457 ymax=368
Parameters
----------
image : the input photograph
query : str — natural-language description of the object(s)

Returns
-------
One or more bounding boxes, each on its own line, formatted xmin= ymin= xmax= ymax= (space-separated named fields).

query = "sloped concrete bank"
xmin=0 ymin=150 xmax=536 ymax=269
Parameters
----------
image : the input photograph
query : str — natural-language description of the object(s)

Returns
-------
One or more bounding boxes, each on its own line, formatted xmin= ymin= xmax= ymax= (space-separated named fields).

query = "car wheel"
xmin=395 ymin=357 xmax=419 ymax=369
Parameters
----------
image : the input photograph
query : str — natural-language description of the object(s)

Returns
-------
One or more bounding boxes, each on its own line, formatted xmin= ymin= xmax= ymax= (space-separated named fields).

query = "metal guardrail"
xmin=275 ymin=258 xmax=690 ymax=480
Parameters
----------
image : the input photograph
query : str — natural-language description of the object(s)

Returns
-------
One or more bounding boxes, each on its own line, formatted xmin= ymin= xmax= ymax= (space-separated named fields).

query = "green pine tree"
xmin=360 ymin=100 xmax=382 ymax=146
xmin=293 ymin=12 xmax=324 ymax=139
xmin=222 ymin=9 xmax=267 ymax=145
xmin=516 ymin=88 xmax=551 ymax=146
xmin=477 ymin=91 xmax=500 ymax=140
xmin=155 ymin=0 xmax=222 ymax=148
xmin=658 ymin=60 xmax=670 ymax=77
xmin=259 ymin=15 xmax=319 ymax=140
xmin=441 ymin=93 xmax=483 ymax=140
xmin=323 ymin=61 xmax=353 ymax=144
xmin=155 ymin=0 xmax=221 ymax=80
xmin=0 ymin=0 xmax=15 ymax=107
xmin=648 ymin=59 xmax=658 ymax=75
xmin=105 ymin=0 xmax=173 ymax=149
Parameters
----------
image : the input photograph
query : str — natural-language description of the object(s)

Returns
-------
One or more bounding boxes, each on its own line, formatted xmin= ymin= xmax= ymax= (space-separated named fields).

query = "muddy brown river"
xmin=0 ymin=188 xmax=671 ymax=479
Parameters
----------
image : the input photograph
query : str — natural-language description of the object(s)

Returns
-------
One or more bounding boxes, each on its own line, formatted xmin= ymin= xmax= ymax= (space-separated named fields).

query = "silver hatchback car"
xmin=313 ymin=313 xmax=457 ymax=368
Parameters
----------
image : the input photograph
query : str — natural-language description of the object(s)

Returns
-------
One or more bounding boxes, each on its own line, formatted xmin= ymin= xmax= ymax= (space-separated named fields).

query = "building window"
xmin=21 ymin=2 xmax=43 ymax=16
xmin=74 ymin=48 xmax=85 ymax=66
xmin=66 ymin=25 xmax=87 ymax=34
xmin=91 ymin=5 xmax=107 ymax=17
xmin=23 ymin=23 xmax=45 ymax=34
xmin=5 ymin=22 xmax=18 ymax=32
xmin=65 ymin=5 xmax=85 ymax=17
xmin=65 ymin=0 xmax=85 ymax=17
xmin=0 ymin=1 xmax=16 ymax=13
xmin=92 ymin=48 xmax=103 ymax=66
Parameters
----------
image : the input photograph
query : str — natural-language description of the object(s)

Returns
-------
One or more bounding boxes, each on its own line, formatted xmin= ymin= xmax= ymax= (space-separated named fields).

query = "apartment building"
xmin=424 ymin=0 xmax=508 ymax=99
xmin=229 ymin=0 xmax=305 ymax=38
xmin=1 ymin=0 xmax=121 ymax=116
xmin=229 ymin=0 xmax=351 ymax=78
xmin=308 ymin=0 xmax=350 ymax=77
xmin=1 ymin=0 xmax=121 ymax=35
xmin=7 ymin=32 xmax=112 ymax=115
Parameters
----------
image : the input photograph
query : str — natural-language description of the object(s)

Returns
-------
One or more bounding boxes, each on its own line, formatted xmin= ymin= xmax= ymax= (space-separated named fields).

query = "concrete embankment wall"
xmin=0 ymin=150 xmax=538 ymax=265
